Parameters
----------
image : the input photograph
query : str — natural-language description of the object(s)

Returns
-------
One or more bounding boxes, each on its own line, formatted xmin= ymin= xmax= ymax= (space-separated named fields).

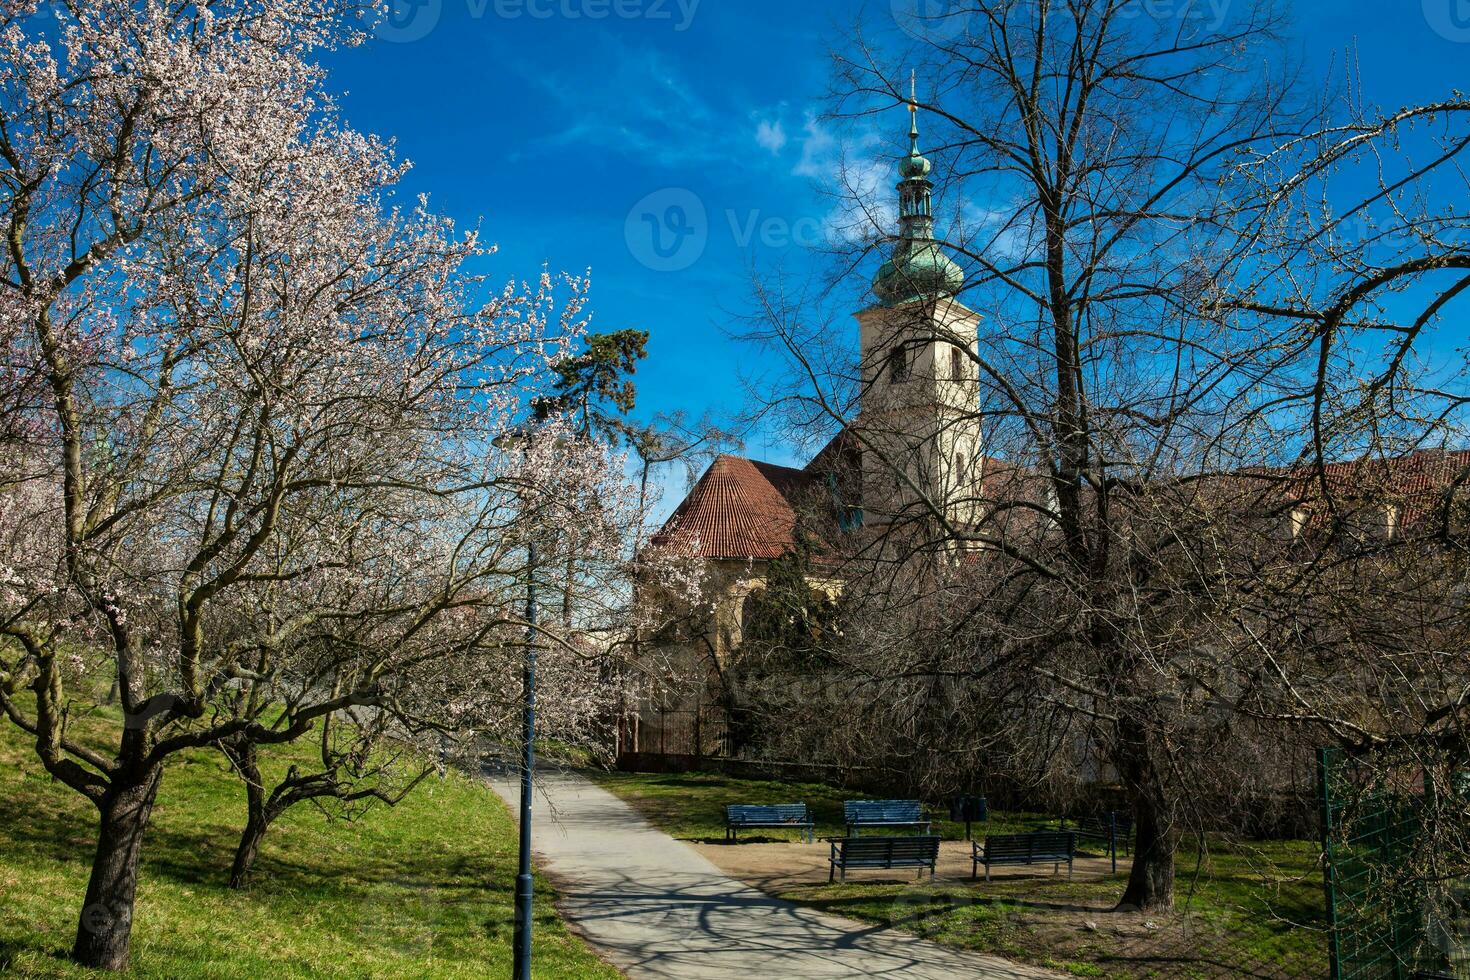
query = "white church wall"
xmin=854 ymin=296 xmax=986 ymax=528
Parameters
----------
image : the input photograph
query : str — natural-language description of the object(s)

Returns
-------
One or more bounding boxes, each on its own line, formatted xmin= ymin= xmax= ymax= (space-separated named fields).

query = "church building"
xmin=630 ymin=99 xmax=1470 ymax=768
xmin=649 ymin=100 xmax=998 ymax=667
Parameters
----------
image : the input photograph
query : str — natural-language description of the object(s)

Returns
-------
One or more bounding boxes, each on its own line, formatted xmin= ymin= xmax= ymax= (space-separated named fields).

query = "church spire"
xmin=897 ymin=71 xmax=936 ymax=243
xmin=872 ymin=75 xmax=964 ymax=306
xmin=908 ymin=70 xmax=922 ymax=157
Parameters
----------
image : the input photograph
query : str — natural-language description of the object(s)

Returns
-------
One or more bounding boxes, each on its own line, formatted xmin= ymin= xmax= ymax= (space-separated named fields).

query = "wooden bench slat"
xmin=1065 ymin=812 xmax=1134 ymax=838
xmin=1059 ymin=812 xmax=1134 ymax=871
xmin=828 ymin=835 xmax=941 ymax=882
xmin=844 ymin=799 xmax=924 ymax=822
xmin=726 ymin=804 xmax=810 ymax=822
xmin=724 ymin=803 xmax=814 ymax=844
xmin=972 ymin=832 xmax=1076 ymax=882
xmin=842 ymin=799 xmax=931 ymax=837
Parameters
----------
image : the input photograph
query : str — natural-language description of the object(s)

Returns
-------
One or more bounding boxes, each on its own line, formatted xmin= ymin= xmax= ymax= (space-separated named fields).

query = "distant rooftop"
xmin=651 ymin=454 xmax=818 ymax=560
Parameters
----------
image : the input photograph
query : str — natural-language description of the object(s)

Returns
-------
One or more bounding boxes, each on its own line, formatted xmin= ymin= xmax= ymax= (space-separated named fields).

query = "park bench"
xmin=972 ymin=831 xmax=1076 ymax=881
xmin=724 ymin=803 xmax=815 ymax=844
xmin=1059 ymin=811 xmax=1133 ymax=852
xmin=1059 ymin=811 xmax=1133 ymax=872
xmin=828 ymin=835 xmax=941 ymax=881
xmin=843 ymin=799 xmax=931 ymax=836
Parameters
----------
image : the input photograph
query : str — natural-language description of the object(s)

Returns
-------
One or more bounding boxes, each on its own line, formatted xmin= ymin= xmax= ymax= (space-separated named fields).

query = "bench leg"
xmin=1068 ymin=859 xmax=1073 ymax=881
xmin=985 ymin=864 xmax=991 ymax=882
xmin=971 ymin=859 xmax=977 ymax=882
xmin=829 ymin=862 xmax=835 ymax=883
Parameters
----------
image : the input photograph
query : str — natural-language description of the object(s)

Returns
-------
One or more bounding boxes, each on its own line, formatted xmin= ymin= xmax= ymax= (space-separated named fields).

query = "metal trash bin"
xmin=949 ymin=794 xmax=988 ymax=839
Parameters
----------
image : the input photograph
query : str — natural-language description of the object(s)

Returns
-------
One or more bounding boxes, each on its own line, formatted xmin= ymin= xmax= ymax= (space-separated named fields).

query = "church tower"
xmin=856 ymin=86 xmax=983 ymax=531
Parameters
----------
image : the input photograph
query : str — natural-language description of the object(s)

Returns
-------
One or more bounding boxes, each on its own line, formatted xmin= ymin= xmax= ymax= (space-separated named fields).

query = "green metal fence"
xmin=1319 ymin=747 xmax=1470 ymax=979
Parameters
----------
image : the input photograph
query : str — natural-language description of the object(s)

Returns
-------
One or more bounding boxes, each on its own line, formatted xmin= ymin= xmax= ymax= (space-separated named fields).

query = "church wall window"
xmin=887 ymin=346 xmax=907 ymax=384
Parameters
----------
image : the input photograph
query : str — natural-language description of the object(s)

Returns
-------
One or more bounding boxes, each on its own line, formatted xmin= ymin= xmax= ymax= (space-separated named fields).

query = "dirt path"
xmin=691 ymin=836 xmax=1115 ymax=892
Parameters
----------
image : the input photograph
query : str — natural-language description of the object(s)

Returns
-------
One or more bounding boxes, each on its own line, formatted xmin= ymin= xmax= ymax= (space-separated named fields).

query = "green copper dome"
xmin=873 ymin=239 xmax=965 ymax=306
xmin=873 ymin=93 xmax=964 ymax=306
xmin=899 ymin=150 xmax=931 ymax=180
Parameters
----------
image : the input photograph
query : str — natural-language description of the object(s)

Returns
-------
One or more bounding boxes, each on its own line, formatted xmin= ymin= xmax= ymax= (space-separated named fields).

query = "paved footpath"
xmin=487 ymin=770 xmax=1059 ymax=980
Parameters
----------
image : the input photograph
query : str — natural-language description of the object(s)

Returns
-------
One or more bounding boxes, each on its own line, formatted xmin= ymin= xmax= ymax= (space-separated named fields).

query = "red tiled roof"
xmin=658 ymin=440 xmax=1468 ymax=562
xmin=652 ymin=455 xmax=818 ymax=559
xmin=1283 ymin=448 xmax=1470 ymax=531
xmin=1148 ymin=448 xmax=1470 ymax=540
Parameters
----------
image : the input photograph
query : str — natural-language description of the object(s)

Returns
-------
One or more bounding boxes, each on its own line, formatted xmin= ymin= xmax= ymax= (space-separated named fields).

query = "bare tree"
xmin=219 ymin=708 xmax=433 ymax=891
xmin=732 ymin=3 xmax=1470 ymax=935
xmin=735 ymin=0 xmax=1303 ymax=912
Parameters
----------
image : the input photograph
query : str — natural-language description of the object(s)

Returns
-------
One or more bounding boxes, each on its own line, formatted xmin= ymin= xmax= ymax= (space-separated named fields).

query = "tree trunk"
xmin=1118 ymin=789 xmax=1177 ymax=912
xmin=222 ymin=736 xmax=272 ymax=890
xmin=563 ymin=547 xmax=575 ymax=630
xmin=72 ymin=766 xmax=163 ymax=971
xmin=1114 ymin=717 xmax=1178 ymax=912
xmin=229 ymin=810 xmax=275 ymax=890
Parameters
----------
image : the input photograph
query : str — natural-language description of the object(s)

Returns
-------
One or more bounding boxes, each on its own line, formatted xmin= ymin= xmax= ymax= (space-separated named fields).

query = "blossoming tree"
xmin=0 ymin=0 xmax=660 ymax=969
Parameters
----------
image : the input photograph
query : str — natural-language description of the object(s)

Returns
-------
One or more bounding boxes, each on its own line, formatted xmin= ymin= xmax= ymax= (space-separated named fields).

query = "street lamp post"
xmin=513 ymin=536 xmax=537 ymax=980
xmin=497 ymin=424 xmax=541 ymax=980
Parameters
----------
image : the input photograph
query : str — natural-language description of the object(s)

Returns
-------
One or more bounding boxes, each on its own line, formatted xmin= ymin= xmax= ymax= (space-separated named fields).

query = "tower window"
xmin=951 ymin=347 xmax=964 ymax=380
xmin=887 ymin=347 xmax=907 ymax=384
xmin=955 ymin=452 xmax=968 ymax=486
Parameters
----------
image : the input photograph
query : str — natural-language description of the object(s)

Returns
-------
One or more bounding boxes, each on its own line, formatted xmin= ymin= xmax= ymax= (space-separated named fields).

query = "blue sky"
xmin=323 ymin=0 xmax=1470 ymax=480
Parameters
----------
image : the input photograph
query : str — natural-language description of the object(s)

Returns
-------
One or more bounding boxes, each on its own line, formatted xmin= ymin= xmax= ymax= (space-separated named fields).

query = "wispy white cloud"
xmin=792 ymin=112 xmax=838 ymax=179
xmin=754 ymin=118 xmax=787 ymax=155
xmin=957 ymin=199 xmax=1035 ymax=263
xmin=508 ymin=36 xmax=738 ymax=168
xmin=790 ymin=112 xmax=897 ymax=244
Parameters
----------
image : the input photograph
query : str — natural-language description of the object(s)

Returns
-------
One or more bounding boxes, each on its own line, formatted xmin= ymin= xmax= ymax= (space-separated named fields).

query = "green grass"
xmin=588 ymin=769 xmax=1052 ymax=843
xmin=0 ymin=714 xmax=621 ymax=979
xmin=594 ymin=770 xmax=1329 ymax=979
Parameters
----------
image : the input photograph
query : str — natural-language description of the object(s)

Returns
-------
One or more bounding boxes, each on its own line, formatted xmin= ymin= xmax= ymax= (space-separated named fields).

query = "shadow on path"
xmin=485 ymin=768 xmax=1061 ymax=980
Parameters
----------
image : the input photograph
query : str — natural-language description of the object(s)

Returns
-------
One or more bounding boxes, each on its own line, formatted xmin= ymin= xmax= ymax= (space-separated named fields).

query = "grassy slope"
xmin=0 ymin=715 xmax=620 ymax=979
xmin=594 ymin=770 xmax=1328 ymax=979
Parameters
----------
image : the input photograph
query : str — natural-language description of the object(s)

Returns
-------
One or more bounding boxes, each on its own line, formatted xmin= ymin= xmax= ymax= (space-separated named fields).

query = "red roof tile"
xmin=657 ymin=439 xmax=1468 ymax=563
xmin=652 ymin=455 xmax=817 ymax=559
xmin=1142 ymin=448 xmax=1470 ymax=540
xmin=1288 ymin=448 xmax=1470 ymax=530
